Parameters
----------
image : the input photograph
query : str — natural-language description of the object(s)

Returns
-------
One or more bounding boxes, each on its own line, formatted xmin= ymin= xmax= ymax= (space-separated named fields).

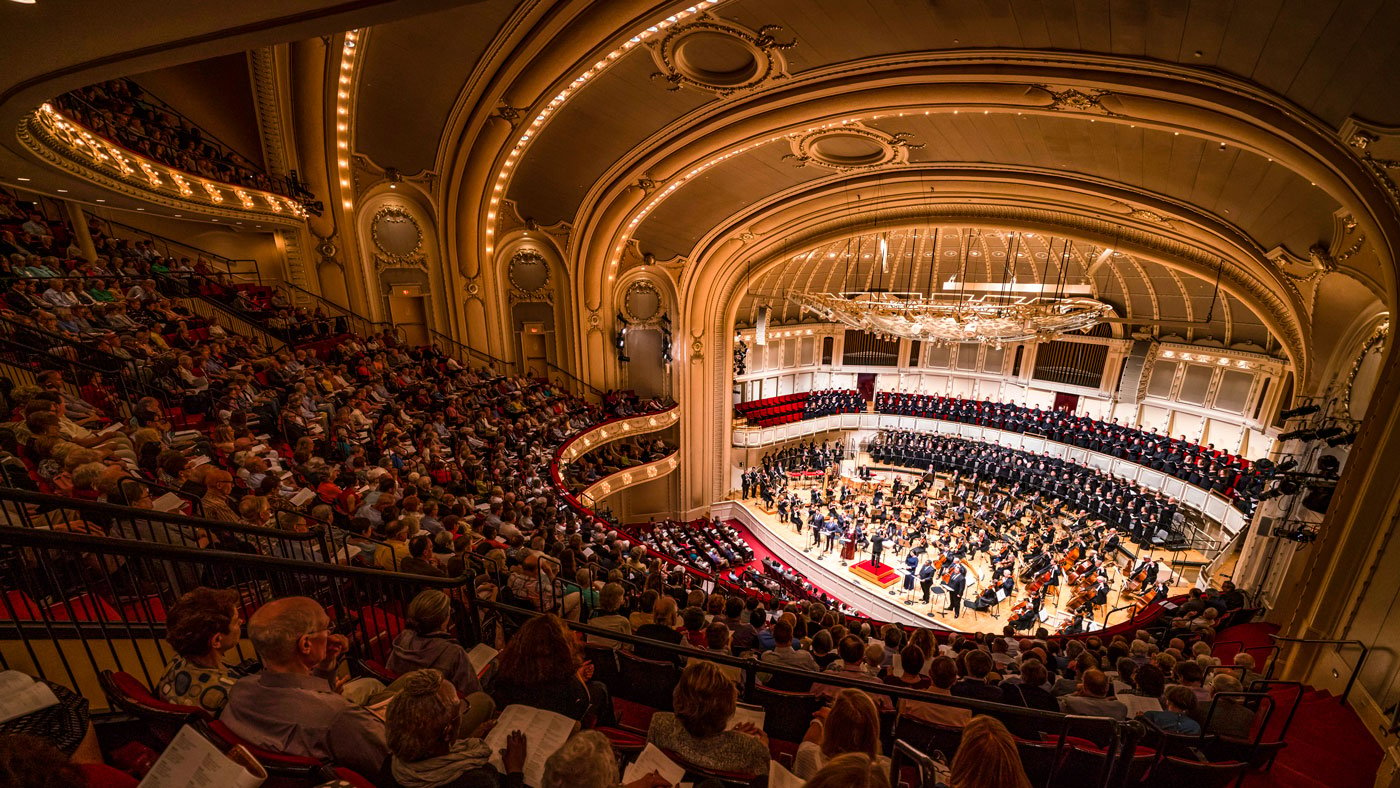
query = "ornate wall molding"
xmin=18 ymin=105 xmax=306 ymax=225
xmin=1339 ymin=318 xmax=1390 ymax=421
xmin=506 ymin=248 xmax=552 ymax=303
xmin=369 ymin=205 xmax=427 ymax=269
xmin=621 ymin=279 xmax=664 ymax=326
xmin=648 ymin=16 xmax=793 ymax=96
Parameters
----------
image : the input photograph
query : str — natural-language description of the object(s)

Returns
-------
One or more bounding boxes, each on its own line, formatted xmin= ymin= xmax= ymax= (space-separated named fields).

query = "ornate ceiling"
xmin=4 ymin=0 xmax=1400 ymax=388
xmin=732 ymin=227 xmax=1275 ymax=351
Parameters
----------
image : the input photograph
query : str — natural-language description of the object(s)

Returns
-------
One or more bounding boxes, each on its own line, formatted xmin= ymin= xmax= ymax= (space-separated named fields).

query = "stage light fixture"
xmin=1280 ymin=404 xmax=1321 ymax=419
xmin=1316 ymin=454 xmax=1341 ymax=475
xmin=1277 ymin=458 xmax=1298 ymax=472
xmin=1278 ymin=479 xmax=1301 ymax=496
xmin=1314 ymin=426 xmax=1345 ymax=441
xmin=1278 ymin=430 xmax=1316 ymax=442
xmin=1326 ymin=432 xmax=1357 ymax=447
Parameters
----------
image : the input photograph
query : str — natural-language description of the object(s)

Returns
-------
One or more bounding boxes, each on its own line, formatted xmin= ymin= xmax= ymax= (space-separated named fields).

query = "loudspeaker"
xmin=1256 ymin=515 xmax=1275 ymax=536
xmin=755 ymin=305 xmax=770 ymax=346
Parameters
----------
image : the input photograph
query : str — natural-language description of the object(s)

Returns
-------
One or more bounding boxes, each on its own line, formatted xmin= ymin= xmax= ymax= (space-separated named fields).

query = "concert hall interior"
xmin=2 ymin=1 xmax=1400 ymax=787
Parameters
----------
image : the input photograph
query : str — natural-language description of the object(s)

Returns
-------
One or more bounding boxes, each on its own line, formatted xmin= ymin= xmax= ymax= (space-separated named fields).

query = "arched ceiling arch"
xmin=731 ymin=228 xmax=1275 ymax=351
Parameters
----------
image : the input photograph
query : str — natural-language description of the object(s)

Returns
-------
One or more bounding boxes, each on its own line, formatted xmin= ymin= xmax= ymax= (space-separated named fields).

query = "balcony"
xmin=17 ymin=104 xmax=307 ymax=225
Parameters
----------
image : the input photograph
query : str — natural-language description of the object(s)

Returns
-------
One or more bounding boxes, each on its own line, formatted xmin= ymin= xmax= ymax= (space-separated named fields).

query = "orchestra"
xmin=745 ymin=431 xmax=1184 ymax=634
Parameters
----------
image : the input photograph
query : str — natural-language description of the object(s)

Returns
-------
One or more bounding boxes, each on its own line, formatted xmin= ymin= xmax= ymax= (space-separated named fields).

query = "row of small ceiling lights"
xmin=484 ymin=1 xmax=724 ymax=277
xmin=1159 ymin=348 xmax=1254 ymax=369
xmin=336 ymin=30 xmax=360 ymax=211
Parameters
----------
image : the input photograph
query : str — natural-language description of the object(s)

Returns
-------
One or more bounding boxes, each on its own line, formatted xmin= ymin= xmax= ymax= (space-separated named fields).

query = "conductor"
xmin=869 ymin=529 xmax=885 ymax=566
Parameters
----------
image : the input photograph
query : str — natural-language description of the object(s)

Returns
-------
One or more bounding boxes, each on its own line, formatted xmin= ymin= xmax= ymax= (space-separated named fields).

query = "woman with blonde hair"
xmin=805 ymin=752 xmax=890 ymax=788
xmin=948 ymin=716 xmax=1031 ymax=788
xmin=794 ymin=688 xmax=888 ymax=778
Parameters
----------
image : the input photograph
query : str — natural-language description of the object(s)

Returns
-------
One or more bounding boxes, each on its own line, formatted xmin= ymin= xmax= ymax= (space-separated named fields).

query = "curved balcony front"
xmin=18 ymin=104 xmax=307 ymax=225
xmin=551 ymin=405 xmax=681 ymax=514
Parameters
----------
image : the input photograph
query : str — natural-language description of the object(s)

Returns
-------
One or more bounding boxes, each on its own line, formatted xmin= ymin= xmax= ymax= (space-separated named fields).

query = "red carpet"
xmin=1210 ymin=622 xmax=1384 ymax=788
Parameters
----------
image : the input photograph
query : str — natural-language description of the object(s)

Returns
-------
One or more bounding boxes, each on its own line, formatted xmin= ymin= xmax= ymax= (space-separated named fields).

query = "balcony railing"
xmin=18 ymin=104 xmax=306 ymax=225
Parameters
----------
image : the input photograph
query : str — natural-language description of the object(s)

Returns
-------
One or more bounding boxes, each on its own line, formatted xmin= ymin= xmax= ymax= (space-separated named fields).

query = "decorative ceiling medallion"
xmin=649 ymin=18 xmax=793 ymax=96
xmin=507 ymin=249 xmax=552 ymax=302
xmin=784 ymin=123 xmax=921 ymax=171
xmin=370 ymin=206 xmax=426 ymax=270
xmin=1032 ymin=85 xmax=1121 ymax=117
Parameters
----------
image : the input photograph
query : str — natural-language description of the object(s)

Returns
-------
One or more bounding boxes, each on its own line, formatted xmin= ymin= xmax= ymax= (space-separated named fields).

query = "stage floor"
xmin=726 ymin=492 xmax=1195 ymax=634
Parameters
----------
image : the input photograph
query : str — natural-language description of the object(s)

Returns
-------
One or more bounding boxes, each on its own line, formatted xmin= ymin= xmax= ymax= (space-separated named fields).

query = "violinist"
xmin=1010 ymin=589 xmax=1043 ymax=631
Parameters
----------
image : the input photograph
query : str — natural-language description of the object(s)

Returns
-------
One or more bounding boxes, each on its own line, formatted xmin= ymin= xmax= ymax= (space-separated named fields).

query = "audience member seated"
xmin=803 ymin=752 xmax=890 ymax=788
xmin=646 ymin=660 xmax=770 ymax=776
xmin=539 ymin=730 xmax=669 ymax=788
xmin=155 ymin=587 xmax=248 ymax=715
xmin=950 ymin=649 xmax=1004 ymax=703
xmin=1058 ymin=668 xmax=1128 ymax=720
xmin=793 ymin=688 xmax=889 ymax=779
xmin=1199 ymin=674 xmax=1255 ymax=738
xmin=489 ymin=615 xmax=614 ymax=725
xmin=947 ymin=716 xmax=1033 ymax=788
xmin=220 ymin=597 xmax=390 ymax=778
xmin=382 ymin=668 xmax=525 ymax=788
xmin=1142 ymin=685 xmax=1202 ymax=734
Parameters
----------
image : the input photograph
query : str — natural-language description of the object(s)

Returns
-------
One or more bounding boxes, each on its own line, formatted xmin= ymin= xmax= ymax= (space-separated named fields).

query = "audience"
xmin=646 ymin=661 xmax=769 ymax=776
xmin=383 ymin=668 xmax=524 ymax=788
xmin=794 ymin=688 xmax=888 ymax=779
xmin=155 ymin=587 xmax=247 ymax=714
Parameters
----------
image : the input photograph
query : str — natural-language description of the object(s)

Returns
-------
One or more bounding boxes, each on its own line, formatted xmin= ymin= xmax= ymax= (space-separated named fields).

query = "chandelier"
xmin=787 ymin=289 xmax=1115 ymax=347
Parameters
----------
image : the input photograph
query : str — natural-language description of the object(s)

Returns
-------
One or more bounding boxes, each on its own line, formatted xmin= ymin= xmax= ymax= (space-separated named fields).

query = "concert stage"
xmin=711 ymin=499 xmax=965 ymax=630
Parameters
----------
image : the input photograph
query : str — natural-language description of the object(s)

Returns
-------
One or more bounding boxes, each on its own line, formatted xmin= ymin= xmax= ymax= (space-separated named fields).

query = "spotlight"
xmin=1316 ymin=454 xmax=1341 ymax=476
xmin=1279 ymin=430 xmax=1316 ymax=442
xmin=1277 ymin=458 xmax=1298 ymax=472
xmin=1326 ymin=432 xmax=1357 ymax=447
xmin=1253 ymin=458 xmax=1276 ymax=473
xmin=1278 ymin=479 xmax=1301 ymax=496
xmin=1280 ymin=404 xmax=1321 ymax=419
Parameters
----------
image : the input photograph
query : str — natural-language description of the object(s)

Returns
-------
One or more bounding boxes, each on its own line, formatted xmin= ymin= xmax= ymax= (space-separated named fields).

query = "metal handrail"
xmin=87 ymin=215 xmax=257 ymax=282
xmin=545 ymin=360 xmax=605 ymax=400
xmin=1263 ymin=634 xmax=1368 ymax=704
xmin=427 ymin=327 xmax=512 ymax=372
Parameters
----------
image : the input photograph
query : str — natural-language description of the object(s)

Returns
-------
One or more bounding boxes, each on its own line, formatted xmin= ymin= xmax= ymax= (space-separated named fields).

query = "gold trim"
xmin=369 ymin=206 xmax=426 ymax=269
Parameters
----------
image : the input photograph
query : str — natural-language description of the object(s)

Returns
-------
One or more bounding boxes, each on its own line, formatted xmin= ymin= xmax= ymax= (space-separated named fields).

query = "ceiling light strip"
xmin=485 ymin=2 xmax=727 ymax=261
xmin=336 ymin=30 xmax=361 ymax=211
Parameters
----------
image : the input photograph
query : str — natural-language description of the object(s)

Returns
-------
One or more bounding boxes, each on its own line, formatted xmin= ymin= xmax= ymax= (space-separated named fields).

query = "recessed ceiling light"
xmin=8 ymin=1 xmax=38 ymax=5
xmin=56 ymin=189 xmax=67 ymax=193
xmin=16 ymin=177 xmax=30 ymax=182
xmin=211 ymin=219 xmax=218 ymax=222
xmin=174 ymin=214 xmax=182 ymax=217
xmin=136 ymin=208 xmax=145 ymax=211
xmin=95 ymin=199 xmax=105 ymax=203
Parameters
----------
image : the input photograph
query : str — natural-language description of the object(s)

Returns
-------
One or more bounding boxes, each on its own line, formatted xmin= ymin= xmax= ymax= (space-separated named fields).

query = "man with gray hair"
xmin=220 ymin=597 xmax=389 ymax=776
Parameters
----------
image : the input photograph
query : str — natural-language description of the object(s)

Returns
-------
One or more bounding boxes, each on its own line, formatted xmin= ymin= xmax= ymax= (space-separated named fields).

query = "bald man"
xmin=220 ymin=597 xmax=389 ymax=776
xmin=201 ymin=469 xmax=239 ymax=523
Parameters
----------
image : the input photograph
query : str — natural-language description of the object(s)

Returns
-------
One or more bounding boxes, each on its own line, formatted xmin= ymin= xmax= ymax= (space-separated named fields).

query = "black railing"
xmin=87 ymin=215 xmax=257 ymax=283
xmin=1263 ymin=634 xmax=1368 ymax=705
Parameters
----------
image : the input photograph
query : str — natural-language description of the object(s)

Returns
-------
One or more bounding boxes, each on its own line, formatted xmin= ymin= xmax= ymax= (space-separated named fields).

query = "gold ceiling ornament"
xmin=648 ymin=17 xmax=793 ymax=96
xmin=784 ymin=123 xmax=921 ymax=172
xmin=787 ymin=289 xmax=1115 ymax=348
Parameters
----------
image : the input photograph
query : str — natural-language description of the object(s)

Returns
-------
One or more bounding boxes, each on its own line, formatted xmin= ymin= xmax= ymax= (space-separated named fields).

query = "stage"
xmin=712 ymin=479 xmax=1197 ymax=633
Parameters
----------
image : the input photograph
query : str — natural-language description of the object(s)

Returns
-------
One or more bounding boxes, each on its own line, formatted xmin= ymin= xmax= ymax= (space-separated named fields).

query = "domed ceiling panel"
xmin=357 ymin=1 xmax=520 ymax=175
xmin=631 ymin=111 xmax=1340 ymax=262
xmin=506 ymin=52 xmax=712 ymax=226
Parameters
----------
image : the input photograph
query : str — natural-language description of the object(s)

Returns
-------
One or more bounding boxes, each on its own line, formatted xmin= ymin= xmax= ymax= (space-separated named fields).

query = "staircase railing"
xmin=546 ymin=360 xmax=605 ymax=401
xmin=277 ymin=282 xmax=403 ymax=344
xmin=426 ymin=327 xmax=512 ymax=373
xmin=1263 ymin=634 xmax=1368 ymax=704
xmin=86 ymin=214 xmax=260 ymax=284
xmin=177 ymin=295 xmax=282 ymax=352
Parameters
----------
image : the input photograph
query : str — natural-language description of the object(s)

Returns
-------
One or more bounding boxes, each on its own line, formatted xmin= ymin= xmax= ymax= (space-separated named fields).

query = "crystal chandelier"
xmin=787 ymin=289 xmax=1115 ymax=347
